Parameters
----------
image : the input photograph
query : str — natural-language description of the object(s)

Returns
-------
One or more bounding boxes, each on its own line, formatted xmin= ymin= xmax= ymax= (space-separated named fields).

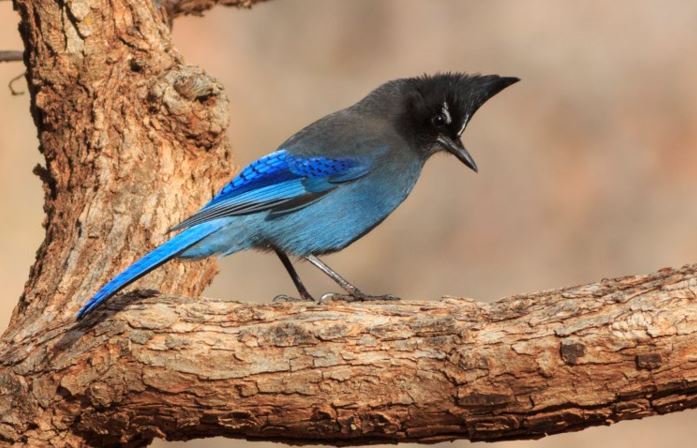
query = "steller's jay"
xmin=77 ymin=73 xmax=518 ymax=318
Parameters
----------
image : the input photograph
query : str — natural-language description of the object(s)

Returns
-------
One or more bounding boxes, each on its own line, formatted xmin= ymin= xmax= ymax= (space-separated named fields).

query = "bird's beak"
xmin=437 ymin=136 xmax=478 ymax=173
xmin=433 ymin=75 xmax=518 ymax=173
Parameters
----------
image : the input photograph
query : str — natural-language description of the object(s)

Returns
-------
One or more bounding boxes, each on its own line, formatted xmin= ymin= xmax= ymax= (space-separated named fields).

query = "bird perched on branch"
xmin=78 ymin=73 xmax=518 ymax=319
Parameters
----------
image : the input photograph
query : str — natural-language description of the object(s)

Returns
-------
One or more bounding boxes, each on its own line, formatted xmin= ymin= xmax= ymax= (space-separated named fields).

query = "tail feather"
xmin=77 ymin=220 xmax=226 ymax=319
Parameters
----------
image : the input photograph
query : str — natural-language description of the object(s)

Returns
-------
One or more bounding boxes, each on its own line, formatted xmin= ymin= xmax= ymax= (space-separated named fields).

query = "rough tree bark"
xmin=1 ymin=0 xmax=696 ymax=447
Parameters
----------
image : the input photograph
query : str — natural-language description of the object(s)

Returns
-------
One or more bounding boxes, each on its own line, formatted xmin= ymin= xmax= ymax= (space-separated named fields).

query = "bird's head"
xmin=386 ymin=73 xmax=519 ymax=172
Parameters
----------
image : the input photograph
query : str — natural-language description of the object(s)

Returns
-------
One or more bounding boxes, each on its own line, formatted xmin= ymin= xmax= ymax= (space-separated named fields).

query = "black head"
xmin=372 ymin=73 xmax=519 ymax=171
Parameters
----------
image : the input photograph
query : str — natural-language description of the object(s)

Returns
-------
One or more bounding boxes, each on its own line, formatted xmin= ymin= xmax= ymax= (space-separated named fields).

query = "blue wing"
xmin=170 ymin=150 xmax=372 ymax=231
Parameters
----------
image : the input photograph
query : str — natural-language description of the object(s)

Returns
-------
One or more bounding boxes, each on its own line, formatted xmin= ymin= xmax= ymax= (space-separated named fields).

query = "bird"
xmin=77 ymin=72 xmax=519 ymax=319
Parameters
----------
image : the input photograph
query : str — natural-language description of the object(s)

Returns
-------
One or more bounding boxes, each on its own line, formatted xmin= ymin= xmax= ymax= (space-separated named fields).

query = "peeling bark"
xmin=3 ymin=0 xmax=697 ymax=446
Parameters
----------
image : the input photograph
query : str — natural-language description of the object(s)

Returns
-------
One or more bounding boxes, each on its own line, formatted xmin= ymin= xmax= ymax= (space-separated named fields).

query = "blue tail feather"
xmin=77 ymin=220 xmax=226 ymax=319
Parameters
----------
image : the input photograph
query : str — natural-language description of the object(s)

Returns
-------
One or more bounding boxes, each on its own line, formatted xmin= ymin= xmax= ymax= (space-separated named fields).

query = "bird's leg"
xmin=305 ymin=255 xmax=399 ymax=302
xmin=273 ymin=249 xmax=319 ymax=303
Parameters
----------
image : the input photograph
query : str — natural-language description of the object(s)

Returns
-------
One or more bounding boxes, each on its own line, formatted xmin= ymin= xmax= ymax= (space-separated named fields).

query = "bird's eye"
xmin=431 ymin=113 xmax=447 ymax=128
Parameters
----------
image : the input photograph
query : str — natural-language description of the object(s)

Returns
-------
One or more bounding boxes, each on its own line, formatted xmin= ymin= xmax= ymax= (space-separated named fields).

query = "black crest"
xmin=402 ymin=73 xmax=519 ymax=141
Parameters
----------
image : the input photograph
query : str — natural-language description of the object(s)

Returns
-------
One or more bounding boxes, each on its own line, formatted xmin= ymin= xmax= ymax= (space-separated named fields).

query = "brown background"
xmin=1 ymin=0 xmax=696 ymax=446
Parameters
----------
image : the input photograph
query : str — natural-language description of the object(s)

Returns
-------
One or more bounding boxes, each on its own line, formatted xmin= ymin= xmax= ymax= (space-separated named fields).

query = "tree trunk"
xmin=1 ymin=0 xmax=696 ymax=446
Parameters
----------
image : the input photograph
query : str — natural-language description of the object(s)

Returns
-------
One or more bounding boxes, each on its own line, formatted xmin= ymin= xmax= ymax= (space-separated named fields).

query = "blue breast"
xmin=261 ymin=156 xmax=424 ymax=255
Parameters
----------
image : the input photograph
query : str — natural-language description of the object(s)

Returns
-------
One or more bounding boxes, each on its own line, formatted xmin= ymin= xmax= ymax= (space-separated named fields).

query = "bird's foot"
xmin=320 ymin=291 xmax=400 ymax=302
xmin=273 ymin=293 xmax=320 ymax=304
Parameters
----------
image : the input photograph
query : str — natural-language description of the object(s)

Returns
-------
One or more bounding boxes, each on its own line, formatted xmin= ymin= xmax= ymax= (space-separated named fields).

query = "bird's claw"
xmin=320 ymin=292 xmax=400 ymax=302
xmin=273 ymin=294 xmax=314 ymax=303
xmin=273 ymin=294 xmax=321 ymax=304
xmin=274 ymin=291 xmax=400 ymax=304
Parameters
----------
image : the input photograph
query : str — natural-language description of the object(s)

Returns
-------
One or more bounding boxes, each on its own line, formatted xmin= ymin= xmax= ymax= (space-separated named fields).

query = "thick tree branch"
xmin=3 ymin=0 xmax=697 ymax=446
xmin=2 ymin=265 xmax=697 ymax=446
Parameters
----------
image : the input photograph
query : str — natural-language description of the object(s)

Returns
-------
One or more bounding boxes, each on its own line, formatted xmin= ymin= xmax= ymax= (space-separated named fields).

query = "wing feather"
xmin=170 ymin=150 xmax=372 ymax=232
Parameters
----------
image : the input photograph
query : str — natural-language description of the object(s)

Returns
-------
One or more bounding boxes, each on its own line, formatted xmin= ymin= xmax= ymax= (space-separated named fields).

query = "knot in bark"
xmin=148 ymin=65 xmax=229 ymax=151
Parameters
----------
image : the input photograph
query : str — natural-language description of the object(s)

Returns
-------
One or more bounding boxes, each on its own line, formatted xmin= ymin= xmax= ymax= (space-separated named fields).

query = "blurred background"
xmin=2 ymin=0 xmax=697 ymax=446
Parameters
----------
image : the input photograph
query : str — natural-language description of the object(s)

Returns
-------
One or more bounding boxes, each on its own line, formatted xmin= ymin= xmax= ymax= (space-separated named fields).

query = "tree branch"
xmin=0 ymin=50 xmax=22 ymax=63
xmin=158 ymin=0 xmax=269 ymax=20
xmin=2 ymin=265 xmax=697 ymax=446
xmin=3 ymin=0 xmax=697 ymax=446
